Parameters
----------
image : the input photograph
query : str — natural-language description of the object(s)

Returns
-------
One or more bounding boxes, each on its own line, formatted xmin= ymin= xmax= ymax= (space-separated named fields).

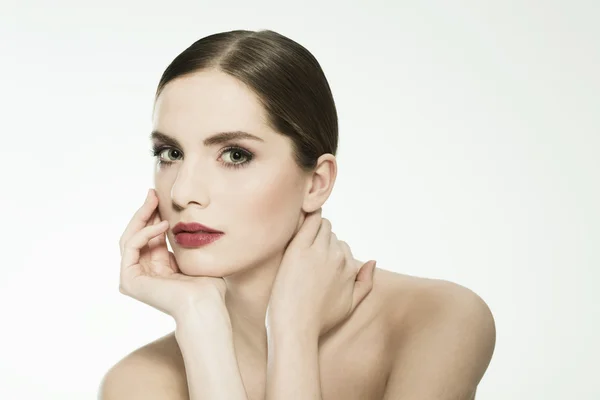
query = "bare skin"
xmin=100 ymin=268 xmax=494 ymax=399
xmin=101 ymin=67 xmax=495 ymax=399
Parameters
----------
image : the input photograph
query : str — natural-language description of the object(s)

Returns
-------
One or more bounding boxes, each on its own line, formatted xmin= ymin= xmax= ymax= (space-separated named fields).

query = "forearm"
xmin=175 ymin=304 xmax=248 ymax=400
xmin=265 ymin=325 xmax=322 ymax=400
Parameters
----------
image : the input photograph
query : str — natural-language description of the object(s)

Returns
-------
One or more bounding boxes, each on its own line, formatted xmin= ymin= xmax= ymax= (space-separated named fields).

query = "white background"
xmin=1 ymin=1 xmax=598 ymax=399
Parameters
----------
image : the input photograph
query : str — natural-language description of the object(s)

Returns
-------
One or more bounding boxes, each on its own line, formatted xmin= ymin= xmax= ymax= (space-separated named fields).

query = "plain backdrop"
xmin=0 ymin=1 xmax=598 ymax=399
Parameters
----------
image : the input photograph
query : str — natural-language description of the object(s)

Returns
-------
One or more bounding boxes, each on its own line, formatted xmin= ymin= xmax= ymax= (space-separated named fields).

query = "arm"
xmin=99 ymin=303 xmax=249 ymax=400
xmin=265 ymin=325 xmax=322 ymax=400
xmin=175 ymin=302 xmax=249 ymax=400
xmin=382 ymin=283 xmax=496 ymax=400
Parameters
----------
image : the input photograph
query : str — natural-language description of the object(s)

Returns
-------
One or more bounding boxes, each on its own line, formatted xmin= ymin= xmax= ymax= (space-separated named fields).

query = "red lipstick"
xmin=172 ymin=222 xmax=224 ymax=247
xmin=172 ymin=222 xmax=222 ymax=234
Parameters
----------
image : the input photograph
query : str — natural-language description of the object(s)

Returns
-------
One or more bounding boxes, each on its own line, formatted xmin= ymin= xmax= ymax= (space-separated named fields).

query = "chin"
xmin=173 ymin=250 xmax=231 ymax=276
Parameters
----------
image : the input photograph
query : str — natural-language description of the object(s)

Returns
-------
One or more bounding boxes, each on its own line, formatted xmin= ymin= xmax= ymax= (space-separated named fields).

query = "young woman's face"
xmin=151 ymin=69 xmax=309 ymax=277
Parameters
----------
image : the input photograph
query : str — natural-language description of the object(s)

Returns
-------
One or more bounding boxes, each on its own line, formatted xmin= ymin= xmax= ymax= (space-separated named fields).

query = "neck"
xmin=222 ymin=252 xmax=283 ymax=360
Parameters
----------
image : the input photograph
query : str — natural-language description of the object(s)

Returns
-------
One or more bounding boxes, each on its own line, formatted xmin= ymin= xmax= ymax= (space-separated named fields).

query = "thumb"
xmin=351 ymin=260 xmax=377 ymax=311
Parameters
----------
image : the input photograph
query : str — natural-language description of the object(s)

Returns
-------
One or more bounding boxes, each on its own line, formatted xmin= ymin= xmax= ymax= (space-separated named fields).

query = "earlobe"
xmin=301 ymin=200 xmax=322 ymax=214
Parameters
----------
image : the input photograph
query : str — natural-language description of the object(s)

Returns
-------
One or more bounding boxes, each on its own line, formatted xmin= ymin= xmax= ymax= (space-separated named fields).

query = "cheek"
xmin=227 ymin=168 xmax=305 ymax=246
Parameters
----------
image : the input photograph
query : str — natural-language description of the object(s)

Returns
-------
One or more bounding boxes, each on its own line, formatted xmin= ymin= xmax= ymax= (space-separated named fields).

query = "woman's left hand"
xmin=266 ymin=208 xmax=377 ymax=337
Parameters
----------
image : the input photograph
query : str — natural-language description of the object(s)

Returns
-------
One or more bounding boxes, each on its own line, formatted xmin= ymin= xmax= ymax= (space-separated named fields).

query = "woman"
xmin=100 ymin=30 xmax=496 ymax=400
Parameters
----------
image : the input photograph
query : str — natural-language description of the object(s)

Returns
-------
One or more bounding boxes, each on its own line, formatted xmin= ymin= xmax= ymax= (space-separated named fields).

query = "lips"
xmin=174 ymin=230 xmax=223 ymax=247
xmin=172 ymin=222 xmax=223 ymax=235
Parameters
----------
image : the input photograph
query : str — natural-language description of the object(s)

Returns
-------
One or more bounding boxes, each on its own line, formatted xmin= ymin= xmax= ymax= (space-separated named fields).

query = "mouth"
xmin=178 ymin=229 xmax=219 ymax=234
xmin=172 ymin=222 xmax=223 ymax=235
xmin=174 ymin=230 xmax=224 ymax=247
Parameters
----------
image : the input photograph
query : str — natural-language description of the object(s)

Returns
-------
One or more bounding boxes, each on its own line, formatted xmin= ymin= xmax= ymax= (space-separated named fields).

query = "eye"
xmin=150 ymin=144 xmax=253 ymax=169
xmin=220 ymin=147 xmax=253 ymax=167
xmin=151 ymin=146 xmax=181 ymax=166
xmin=221 ymin=149 xmax=248 ymax=164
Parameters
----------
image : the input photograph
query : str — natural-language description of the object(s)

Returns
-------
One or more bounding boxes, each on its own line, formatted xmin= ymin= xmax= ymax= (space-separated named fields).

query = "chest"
xmin=239 ymin=324 xmax=392 ymax=400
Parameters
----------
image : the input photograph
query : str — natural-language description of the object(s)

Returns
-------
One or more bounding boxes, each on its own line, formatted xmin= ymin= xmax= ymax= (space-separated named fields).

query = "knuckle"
xmin=121 ymin=238 xmax=131 ymax=252
xmin=333 ymin=248 xmax=345 ymax=262
xmin=315 ymin=246 xmax=326 ymax=256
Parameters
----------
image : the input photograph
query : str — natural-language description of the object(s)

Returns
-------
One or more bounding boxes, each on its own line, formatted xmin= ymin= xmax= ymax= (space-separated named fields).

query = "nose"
xmin=170 ymin=159 xmax=211 ymax=209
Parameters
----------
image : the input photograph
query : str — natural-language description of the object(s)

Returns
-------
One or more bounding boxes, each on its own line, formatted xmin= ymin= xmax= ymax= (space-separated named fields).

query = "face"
xmin=151 ymin=69 xmax=309 ymax=277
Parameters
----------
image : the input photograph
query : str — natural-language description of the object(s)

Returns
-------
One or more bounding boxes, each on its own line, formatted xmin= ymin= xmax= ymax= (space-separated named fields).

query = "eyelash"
xmin=149 ymin=144 xmax=254 ymax=169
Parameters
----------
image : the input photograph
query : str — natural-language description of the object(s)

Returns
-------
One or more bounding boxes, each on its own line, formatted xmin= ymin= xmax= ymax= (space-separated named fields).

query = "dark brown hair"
xmin=155 ymin=29 xmax=338 ymax=171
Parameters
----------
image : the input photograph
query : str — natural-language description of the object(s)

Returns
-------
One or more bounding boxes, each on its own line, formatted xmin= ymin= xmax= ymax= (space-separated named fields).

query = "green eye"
xmin=149 ymin=144 xmax=254 ymax=169
xmin=221 ymin=148 xmax=250 ymax=164
xmin=150 ymin=146 xmax=180 ymax=166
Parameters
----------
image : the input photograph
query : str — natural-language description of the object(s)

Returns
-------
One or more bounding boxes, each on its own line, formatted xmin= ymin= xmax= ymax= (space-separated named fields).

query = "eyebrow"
xmin=149 ymin=130 xmax=265 ymax=148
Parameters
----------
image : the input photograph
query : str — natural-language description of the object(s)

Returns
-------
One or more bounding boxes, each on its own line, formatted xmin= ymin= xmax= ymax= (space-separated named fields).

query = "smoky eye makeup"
xmin=149 ymin=142 xmax=255 ymax=169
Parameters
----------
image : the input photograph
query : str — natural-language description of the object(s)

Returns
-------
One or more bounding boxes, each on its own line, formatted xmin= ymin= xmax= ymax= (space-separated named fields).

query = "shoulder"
xmin=375 ymin=268 xmax=495 ymax=340
xmin=405 ymin=276 xmax=496 ymax=344
xmin=378 ymin=270 xmax=496 ymax=398
xmin=98 ymin=332 xmax=188 ymax=400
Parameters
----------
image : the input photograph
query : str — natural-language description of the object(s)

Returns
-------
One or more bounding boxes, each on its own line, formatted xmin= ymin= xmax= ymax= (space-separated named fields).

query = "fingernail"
xmin=146 ymin=189 xmax=152 ymax=199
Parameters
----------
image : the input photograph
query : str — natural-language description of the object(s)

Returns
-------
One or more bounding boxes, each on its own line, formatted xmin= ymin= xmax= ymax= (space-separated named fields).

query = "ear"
xmin=301 ymin=153 xmax=337 ymax=213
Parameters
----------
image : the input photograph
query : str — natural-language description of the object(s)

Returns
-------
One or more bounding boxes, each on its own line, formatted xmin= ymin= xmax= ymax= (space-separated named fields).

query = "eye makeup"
xmin=149 ymin=143 xmax=254 ymax=169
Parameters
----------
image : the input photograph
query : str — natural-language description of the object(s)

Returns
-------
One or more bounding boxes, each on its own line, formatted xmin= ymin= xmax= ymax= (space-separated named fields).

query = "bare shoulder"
xmin=374 ymin=268 xmax=495 ymax=334
xmin=374 ymin=268 xmax=496 ymax=399
xmin=99 ymin=332 xmax=188 ymax=400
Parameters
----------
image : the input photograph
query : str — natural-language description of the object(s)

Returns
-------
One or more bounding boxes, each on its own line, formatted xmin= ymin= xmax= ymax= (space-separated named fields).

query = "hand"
xmin=118 ymin=189 xmax=228 ymax=323
xmin=266 ymin=209 xmax=376 ymax=337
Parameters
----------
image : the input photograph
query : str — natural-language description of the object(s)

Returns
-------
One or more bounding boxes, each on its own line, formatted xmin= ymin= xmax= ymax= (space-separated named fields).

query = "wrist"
xmin=266 ymin=320 xmax=320 ymax=345
xmin=175 ymin=300 xmax=231 ymax=339
xmin=267 ymin=311 xmax=319 ymax=339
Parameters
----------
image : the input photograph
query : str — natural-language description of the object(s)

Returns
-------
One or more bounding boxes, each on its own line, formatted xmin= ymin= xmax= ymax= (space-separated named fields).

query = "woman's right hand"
xmin=118 ymin=189 xmax=227 ymax=322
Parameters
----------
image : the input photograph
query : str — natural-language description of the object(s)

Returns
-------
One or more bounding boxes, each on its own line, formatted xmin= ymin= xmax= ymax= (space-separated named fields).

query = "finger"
xmin=338 ymin=240 xmax=354 ymax=260
xmin=148 ymin=212 xmax=170 ymax=264
xmin=329 ymin=231 xmax=337 ymax=247
xmin=338 ymin=240 xmax=356 ymax=273
xmin=119 ymin=189 xmax=158 ymax=255
xmin=168 ymin=251 xmax=181 ymax=274
xmin=291 ymin=208 xmax=322 ymax=247
xmin=314 ymin=218 xmax=332 ymax=248
xmin=137 ymin=209 xmax=160 ymax=267
xmin=120 ymin=190 xmax=156 ymax=255
xmin=147 ymin=208 xmax=159 ymax=227
xmin=144 ymin=208 xmax=159 ymax=232
xmin=351 ymin=260 xmax=377 ymax=311
xmin=120 ymin=220 xmax=169 ymax=277
xmin=328 ymin=232 xmax=345 ymax=268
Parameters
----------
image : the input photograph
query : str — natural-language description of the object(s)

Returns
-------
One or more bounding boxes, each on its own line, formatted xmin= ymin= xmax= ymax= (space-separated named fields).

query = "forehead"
xmin=152 ymin=69 xmax=270 ymax=137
